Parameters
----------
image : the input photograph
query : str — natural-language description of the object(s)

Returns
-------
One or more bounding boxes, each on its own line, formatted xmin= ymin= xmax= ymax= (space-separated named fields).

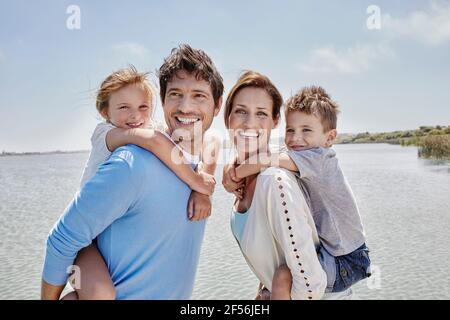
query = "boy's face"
xmin=285 ymin=111 xmax=336 ymax=151
xmin=103 ymin=84 xmax=153 ymax=129
xmin=163 ymin=70 xmax=221 ymax=142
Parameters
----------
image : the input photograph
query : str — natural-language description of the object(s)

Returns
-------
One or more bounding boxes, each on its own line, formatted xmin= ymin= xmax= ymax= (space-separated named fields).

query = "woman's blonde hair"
xmin=96 ymin=65 xmax=155 ymax=116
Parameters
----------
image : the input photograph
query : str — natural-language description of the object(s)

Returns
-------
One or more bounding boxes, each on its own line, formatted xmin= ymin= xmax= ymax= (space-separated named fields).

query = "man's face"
xmin=163 ymin=70 xmax=221 ymax=143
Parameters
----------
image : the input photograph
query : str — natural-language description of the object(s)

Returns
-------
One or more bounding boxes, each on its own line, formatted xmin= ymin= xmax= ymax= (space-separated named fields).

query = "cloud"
xmin=112 ymin=42 xmax=148 ymax=58
xmin=382 ymin=0 xmax=450 ymax=46
xmin=297 ymin=43 xmax=393 ymax=74
xmin=297 ymin=1 xmax=449 ymax=75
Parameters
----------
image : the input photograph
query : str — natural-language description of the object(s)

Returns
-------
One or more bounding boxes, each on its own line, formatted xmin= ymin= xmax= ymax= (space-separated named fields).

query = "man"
xmin=41 ymin=44 xmax=224 ymax=299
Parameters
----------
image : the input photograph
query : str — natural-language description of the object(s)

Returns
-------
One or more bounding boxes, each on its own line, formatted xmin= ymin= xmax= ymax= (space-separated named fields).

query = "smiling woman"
xmin=229 ymin=87 xmax=278 ymax=159
xmin=223 ymin=71 xmax=282 ymax=162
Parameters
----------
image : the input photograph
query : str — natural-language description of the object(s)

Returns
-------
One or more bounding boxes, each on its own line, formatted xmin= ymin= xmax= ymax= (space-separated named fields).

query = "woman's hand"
xmin=187 ymin=191 xmax=212 ymax=221
xmin=222 ymin=163 xmax=245 ymax=200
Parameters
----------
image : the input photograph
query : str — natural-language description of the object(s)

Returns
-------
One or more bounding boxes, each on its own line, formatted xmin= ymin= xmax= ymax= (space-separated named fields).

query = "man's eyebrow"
xmin=192 ymin=89 xmax=211 ymax=95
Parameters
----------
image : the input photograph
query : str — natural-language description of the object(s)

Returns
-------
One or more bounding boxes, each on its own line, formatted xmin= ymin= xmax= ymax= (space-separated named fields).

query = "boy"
xmin=235 ymin=86 xmax=371 ymax=299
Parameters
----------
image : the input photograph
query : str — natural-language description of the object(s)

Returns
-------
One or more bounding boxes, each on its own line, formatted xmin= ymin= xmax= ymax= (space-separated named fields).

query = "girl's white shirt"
xmin=80 ymin=120 xmax=199 ymax=188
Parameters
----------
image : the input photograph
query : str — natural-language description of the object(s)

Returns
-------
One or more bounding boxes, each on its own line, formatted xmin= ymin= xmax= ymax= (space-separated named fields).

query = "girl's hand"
xmin=191 ymin=171 xmax=216 ymax=196
xmin=222 ymin=163 xmax=245 ymax=199
xmin=187 ymin=191 xmax=212 ymax=221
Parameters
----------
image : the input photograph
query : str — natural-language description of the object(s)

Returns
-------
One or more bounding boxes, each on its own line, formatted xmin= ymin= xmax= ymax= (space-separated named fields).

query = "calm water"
xmin=0 ymin=144 xmax=449 ymax=299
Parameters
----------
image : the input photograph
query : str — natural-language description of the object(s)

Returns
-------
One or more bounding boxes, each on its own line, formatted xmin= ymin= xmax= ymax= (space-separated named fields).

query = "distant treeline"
xmin=336 ymin=125 xmax=450 ymax=160
xmin=0 ymin=150 xmax=88 ymax=157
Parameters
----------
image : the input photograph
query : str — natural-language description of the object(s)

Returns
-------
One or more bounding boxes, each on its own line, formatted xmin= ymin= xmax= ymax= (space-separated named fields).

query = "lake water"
xmin=0 ymin=144 xmax=449 ymax=299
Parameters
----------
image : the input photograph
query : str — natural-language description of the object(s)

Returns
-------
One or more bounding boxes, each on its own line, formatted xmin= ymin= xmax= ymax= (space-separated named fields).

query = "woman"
xmin=222 ymin=71 xmax=350 ymax=300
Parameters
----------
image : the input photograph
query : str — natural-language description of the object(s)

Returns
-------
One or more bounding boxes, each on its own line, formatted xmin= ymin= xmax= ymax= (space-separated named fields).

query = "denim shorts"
xmin=318 ymin=243 xmax=371 ymax=293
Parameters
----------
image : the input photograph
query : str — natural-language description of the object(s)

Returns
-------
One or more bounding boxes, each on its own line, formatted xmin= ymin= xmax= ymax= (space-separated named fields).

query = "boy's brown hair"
xmin=285 ymin=86 xmax=340 ymax=132
xmin=224 ymin=70 xmax=283 ymax=128
xmin=158 ymin=44 xmax=224 ymax=108
xmin=96 ymin=65 xmax=154 ymax=115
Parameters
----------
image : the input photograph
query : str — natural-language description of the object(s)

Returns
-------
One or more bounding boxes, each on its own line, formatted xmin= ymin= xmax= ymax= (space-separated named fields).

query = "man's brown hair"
xmin=158 ymin=44 xmax=224 ymax=108
xmin=224 ymin=70 xmax=283 ymax=128
xmin=285 ymin=86 xmax=340 ymax=132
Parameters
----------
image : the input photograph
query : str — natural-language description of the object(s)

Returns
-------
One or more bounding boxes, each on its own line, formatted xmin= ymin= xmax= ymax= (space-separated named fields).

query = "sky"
xmin=0 ymin=0 xmax=450 ymax=152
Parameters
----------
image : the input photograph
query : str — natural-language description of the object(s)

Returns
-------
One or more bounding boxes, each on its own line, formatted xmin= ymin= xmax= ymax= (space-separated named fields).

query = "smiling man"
xmin=41 ymin=44 xmax=224 ymax=299
xmin=159 ymin=45 xmax=223 ymax=156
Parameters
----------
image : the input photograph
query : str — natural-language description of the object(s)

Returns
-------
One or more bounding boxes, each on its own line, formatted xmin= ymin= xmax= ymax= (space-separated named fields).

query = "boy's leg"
xmin=271 ymin=264 xmax=292 ymax=300
xmin=72 ymin=243 xmax=116 ymax=300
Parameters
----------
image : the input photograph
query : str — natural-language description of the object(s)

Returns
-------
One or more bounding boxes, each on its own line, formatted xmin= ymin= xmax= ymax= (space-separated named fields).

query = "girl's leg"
xmin=271 ymin=264 xmax=292 ymax=300
xmin=61 ymin=291 xmax=78 ymax=300
xmin=69 ymin=243 xmax=116 ymax=300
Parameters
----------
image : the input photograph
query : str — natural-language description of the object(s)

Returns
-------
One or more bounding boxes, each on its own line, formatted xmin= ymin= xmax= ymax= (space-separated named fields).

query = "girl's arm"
xmin=106 ymin=128 xmax=215 ymax=195
xmin=235 ymin=152 xmax=299 ymax=180
xmin=187 ymin=135 xmax=222 ymax=221
xmin=200 ymin=134 xmax=221 ymax=176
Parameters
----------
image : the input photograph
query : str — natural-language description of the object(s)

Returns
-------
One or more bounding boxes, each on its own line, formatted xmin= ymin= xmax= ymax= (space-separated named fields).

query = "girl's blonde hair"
xmin=96 ymin=65 xmax=156 ymax=116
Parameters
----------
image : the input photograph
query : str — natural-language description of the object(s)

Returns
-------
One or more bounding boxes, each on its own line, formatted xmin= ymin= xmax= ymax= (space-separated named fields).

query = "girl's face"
xmin=227 ymin=87 xmax=278 ymax=157
xmin=102 ymin=84 xmax=153 ymax=129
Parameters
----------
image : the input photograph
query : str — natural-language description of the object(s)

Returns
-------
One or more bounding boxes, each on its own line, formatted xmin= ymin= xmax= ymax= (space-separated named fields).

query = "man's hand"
xmin=188 ymin=191 xmax=212 ymax=221
xmin=222 ymin=163 xmax=245 ymax=200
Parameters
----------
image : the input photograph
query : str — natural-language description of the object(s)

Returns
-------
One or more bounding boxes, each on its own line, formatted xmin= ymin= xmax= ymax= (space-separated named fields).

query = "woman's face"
xmin=227 ymin=87 xmax=278 ymax=157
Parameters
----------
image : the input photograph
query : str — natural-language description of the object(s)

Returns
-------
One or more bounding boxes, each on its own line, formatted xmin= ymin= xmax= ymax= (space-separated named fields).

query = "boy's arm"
xmin=235 ymin=152 xmax=299 ymax=180
xmin=275 ymin=152 xmax=299 ymax=172
xmin=106 ymin=128 xmax=214 ymax=195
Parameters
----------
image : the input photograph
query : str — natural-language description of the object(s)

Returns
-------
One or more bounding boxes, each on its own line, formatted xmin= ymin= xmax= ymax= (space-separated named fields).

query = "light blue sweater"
xmin=42 ymin=145 xmax=206 ymax=299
